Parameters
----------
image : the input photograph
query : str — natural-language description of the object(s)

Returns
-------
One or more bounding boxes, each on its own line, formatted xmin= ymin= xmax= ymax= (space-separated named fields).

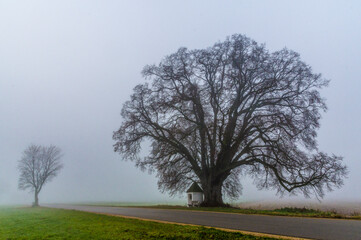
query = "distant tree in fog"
xmin=113 ymin=34 xmax=347 ymax=207
xmin=18 ymin=144 xmax=63 ymax=207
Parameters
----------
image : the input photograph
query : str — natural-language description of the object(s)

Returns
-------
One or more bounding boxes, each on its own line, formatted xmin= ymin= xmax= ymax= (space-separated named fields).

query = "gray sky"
xmin=1 ymin=0 xmax=360 ymax=205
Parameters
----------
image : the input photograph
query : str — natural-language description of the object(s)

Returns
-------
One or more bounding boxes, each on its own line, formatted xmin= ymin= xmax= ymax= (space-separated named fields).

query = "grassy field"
xmin=0 ymin=207 xmax=280 ymax=240
xmin=91 ymin=203 xmax=361 ymax=220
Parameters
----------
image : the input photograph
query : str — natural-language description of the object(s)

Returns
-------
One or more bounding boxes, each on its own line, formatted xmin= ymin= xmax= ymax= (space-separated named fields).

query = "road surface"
xmin=45 ymin=204 xmax=361 ymax=240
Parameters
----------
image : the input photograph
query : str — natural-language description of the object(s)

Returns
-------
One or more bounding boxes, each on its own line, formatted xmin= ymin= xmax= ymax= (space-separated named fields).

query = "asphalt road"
xmin=45 ymin=204 xmax=361 ymax=240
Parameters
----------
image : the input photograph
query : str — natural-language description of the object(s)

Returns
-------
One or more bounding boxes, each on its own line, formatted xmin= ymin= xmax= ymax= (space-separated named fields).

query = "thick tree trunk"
xmin=201 ymin=179 xmax=225 ymax=207
xmin=33 ymin=191 xmax=39 ymax=207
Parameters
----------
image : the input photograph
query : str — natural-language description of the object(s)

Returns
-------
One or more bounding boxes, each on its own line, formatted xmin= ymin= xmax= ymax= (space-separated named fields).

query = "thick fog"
xmin=1 ymin=0 xmax=360 ymax=205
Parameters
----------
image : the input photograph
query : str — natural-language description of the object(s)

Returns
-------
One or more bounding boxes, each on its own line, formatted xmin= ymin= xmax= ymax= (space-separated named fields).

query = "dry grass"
xmin=236 ymin=200 xmax=361 ymax=216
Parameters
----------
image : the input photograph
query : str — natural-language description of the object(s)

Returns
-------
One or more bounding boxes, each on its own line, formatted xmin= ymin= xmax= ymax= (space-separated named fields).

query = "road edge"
xmin=44 ymin=206 xmax=310 ymax=240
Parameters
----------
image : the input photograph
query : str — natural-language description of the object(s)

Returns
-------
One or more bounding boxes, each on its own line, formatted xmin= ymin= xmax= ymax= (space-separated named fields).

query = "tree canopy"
xmin=113 ymin=34 xmax=347 ymax=206
xmin=18 ymin=144 xmax=63 ymax=206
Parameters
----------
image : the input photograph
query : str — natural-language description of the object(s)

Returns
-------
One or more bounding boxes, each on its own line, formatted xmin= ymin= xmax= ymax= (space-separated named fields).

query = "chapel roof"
xmin=186 ymin=182 xmax=203 ymax=193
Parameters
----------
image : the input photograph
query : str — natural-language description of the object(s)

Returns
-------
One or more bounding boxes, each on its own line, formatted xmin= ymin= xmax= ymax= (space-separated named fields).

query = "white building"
xmin=186 ymin=182 xmax=204 ymax=207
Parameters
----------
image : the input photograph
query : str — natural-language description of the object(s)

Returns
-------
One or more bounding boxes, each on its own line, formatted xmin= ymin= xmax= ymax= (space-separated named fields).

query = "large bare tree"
xmin=113 ymin=34 xmax=347 ymax=206
xmin=18 ymin=144 xmax=63 ymax=206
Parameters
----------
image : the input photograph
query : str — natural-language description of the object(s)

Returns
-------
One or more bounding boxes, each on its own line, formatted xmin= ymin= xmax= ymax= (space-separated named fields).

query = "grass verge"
xmin=0 ymin=207 xmax=281 ymax=240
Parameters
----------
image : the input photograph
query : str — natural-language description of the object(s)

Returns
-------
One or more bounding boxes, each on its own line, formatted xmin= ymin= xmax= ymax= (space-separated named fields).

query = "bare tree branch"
xmin=18 ymin=144 xmax=63 ymax=206
xmin=113 ymin=34 xmax=347 ymax=206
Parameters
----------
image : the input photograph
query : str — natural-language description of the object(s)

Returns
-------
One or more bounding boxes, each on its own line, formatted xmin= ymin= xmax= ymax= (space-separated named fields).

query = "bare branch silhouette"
xmin=113 ymin=34 xmax=347 ymax=206
xmin=18 ymin=144 xmax=63 ymax=206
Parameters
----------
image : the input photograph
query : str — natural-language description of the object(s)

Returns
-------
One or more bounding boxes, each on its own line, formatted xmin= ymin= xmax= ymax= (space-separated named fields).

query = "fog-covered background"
xmin=1 ymin=0 xmax=360 ymax=205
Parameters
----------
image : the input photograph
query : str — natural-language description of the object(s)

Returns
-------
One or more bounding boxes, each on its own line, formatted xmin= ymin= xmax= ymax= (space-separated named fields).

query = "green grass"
xmin=0 ymin=207 xmax=279 ymax=240
xmin=110 ymin=205 xmax=361 ymax=220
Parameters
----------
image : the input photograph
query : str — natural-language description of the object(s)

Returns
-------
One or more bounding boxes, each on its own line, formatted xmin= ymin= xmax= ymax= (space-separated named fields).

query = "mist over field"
xmin=1 ymin=0 xmax=360 ymax=207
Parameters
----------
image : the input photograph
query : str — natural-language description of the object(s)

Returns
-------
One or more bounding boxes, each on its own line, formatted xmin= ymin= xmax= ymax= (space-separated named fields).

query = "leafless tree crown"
xmin=113 ymin=34 xmax=347 ymax=201
xmin=18 ymin=144 xmax=63 ymax=194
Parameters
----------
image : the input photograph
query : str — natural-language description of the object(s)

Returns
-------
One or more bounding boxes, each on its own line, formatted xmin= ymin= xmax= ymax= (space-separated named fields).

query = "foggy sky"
xmin=1 ymin=0 xmax=360 ymax=205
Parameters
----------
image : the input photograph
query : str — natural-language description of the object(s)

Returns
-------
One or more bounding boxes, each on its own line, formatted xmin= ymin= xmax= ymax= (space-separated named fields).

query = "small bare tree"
xmin=18 ymin=144 xmax=63 ymax=206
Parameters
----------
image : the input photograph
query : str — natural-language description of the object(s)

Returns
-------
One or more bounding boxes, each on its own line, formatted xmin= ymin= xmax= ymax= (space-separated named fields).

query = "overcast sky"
xmin=1 ymin=0 xmax=360 ymax=205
